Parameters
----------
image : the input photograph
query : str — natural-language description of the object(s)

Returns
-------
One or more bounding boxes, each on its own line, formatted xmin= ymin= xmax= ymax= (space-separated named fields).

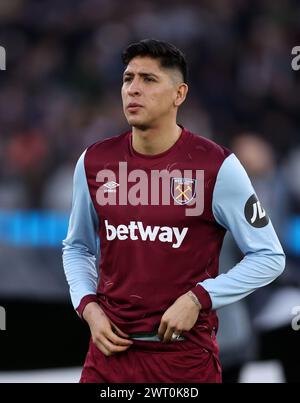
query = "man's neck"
xmin=131 ymin=123 xmax=182 ymax=156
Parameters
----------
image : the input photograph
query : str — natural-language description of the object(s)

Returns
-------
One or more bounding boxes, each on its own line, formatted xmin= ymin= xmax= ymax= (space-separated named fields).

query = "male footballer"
xmin=62 ymin=39 xmax=285 ymax=383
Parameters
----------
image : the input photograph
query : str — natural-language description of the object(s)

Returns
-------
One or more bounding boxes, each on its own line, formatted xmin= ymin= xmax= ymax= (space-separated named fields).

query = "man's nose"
xmin=127 ymin=79 xmax=141 ymax=96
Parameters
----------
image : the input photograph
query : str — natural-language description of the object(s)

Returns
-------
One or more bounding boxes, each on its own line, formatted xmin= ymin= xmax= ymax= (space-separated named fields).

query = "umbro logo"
xmin=102 ymin=181 xmax=119 ymax=193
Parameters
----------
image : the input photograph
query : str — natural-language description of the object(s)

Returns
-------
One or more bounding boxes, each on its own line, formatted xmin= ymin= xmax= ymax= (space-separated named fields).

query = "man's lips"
xmin=127 ymin=103 xmax=143 ymax=111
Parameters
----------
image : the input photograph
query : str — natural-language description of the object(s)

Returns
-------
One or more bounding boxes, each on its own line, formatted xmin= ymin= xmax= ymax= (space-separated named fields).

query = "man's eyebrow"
xmin=123 ymin=71 xmax=160 ymax=79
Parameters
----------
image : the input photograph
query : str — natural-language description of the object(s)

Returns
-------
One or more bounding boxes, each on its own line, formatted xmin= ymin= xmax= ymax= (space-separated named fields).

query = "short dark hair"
xmin=122 ymin=39 xmax=188 ymax=83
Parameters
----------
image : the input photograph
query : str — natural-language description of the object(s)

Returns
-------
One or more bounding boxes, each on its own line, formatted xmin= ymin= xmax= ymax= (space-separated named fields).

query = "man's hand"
xmin=158 ymin=291 xmax=202 ymax=343
xmin=83 ymin=302 xmax=133 ymax=356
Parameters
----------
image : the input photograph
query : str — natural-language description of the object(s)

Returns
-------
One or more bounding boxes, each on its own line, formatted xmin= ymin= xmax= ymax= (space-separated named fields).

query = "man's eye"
xmin=145 ymin=77 xmax=155 ymax=82
xmin=124 ymin=77 xmax=132 ymax=82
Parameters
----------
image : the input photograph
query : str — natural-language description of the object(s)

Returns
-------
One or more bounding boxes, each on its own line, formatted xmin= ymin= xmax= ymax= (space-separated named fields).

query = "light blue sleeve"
xmin=198 ymin=153 xmax=285 ymax=310
xmin=62 ymin=150 xmax=99 ymax=310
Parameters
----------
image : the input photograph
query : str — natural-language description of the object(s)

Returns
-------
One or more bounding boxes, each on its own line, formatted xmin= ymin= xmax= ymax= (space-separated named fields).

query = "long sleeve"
xmin=62 ymin=150 xmax=100 ymax=317
xmin=192 ymin=153 xmax=285 ymax=310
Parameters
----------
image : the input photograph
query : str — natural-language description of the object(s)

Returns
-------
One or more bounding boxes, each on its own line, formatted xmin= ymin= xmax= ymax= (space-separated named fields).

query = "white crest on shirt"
xmin=171 ymin=177 xmax=196 ymax=205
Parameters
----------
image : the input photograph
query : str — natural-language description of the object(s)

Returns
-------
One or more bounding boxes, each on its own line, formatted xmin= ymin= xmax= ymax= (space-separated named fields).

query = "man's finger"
xmin=106 ymin=330 xmax=134 ymax=346
xmin=101 ymin=336 xmax=132 ymax=354
xmin=111 ymin=323 xmax=130 ymax=338
xmin=162 ymin=326 xmax=176 ymax=343
xmin=94 ymin=341 xmax=110 ymax=356
xmin=157 ymin=322 xmax=166 ymax=340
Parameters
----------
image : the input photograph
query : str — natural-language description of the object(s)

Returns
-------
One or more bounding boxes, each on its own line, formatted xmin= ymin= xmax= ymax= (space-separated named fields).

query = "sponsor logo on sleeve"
xmin=244 ymin=194 xmax=269 ymax=228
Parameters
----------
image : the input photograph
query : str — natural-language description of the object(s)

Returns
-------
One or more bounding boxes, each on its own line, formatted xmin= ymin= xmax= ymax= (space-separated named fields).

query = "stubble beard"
xmin=127 ymin=116 xmax=151 ymax=132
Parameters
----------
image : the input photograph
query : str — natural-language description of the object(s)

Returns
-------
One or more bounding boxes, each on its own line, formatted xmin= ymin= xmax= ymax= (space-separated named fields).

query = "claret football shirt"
xmin=63 ymin=127 xmax=285 ymax=351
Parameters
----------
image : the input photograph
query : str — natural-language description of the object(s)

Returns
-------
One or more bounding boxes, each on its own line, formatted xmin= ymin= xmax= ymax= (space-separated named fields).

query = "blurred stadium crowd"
xmin=0 ymin=0 xmax=300 ymax=381
xmin=1 ymin=0 xmax=300 ymax=210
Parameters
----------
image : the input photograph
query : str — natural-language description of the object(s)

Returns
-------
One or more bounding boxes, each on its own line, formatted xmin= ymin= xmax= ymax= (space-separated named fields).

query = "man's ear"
xmin=174 ymin=83 xmax=188 ymax=107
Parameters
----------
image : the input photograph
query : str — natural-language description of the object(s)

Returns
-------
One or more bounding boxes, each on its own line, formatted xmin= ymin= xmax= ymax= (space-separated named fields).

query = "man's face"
xmin=121 ymin=56 xmax=181 ymax=129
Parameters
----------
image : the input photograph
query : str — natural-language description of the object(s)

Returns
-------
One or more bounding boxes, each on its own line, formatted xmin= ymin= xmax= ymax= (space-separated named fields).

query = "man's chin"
xmin=133 ymin=125 xmax=149 ymax=131
xmin=127 ymin=118 xmax=149 ymax=131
